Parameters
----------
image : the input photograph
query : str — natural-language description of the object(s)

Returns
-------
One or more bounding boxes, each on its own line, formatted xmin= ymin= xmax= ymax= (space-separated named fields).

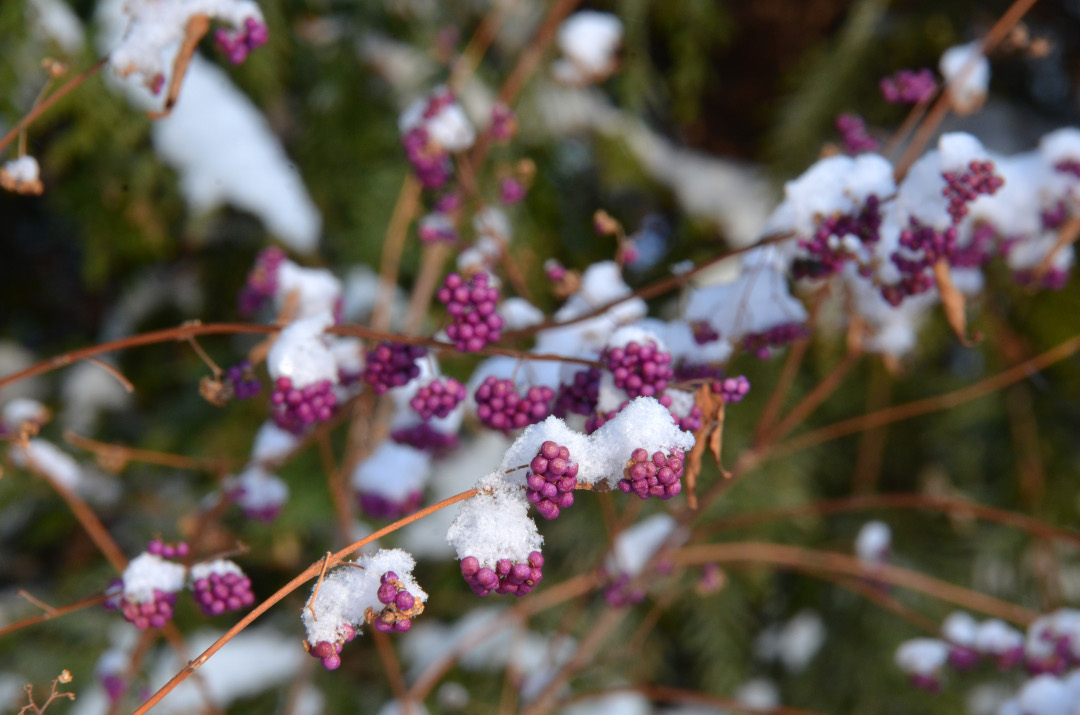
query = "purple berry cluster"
xmin=409 ymin=378 xmax=467 ymax=420
xmin=836 ymin=113 xmax=879 ymax=155
xmin=459 ymin=551 xmax=544 ymax=597
xmin=369 ymin=571 xmax=423 ymax=633
xmin=363 ymin=342 xmax=427 ymax=394
xmin=358 ymin=491 xmax=423 ymax=521
xmin=713 ymin=375 xmax=751 ymax=404
xmin=107 ymin=586 xmax=178 ymax=630
xmin=603 ymin=572 xmax=645 ymax=607
xmin=1054 ymin=159 xmax=1080 ymax=179
xmin=742 ymin=323 xmax=808 ymax=359
xmin=879 ymin=68 xmax=937 ymax=104
xmin=553 ymin=367 xmax=600 ymax=417
xmin=672 ymin=404 xmax=703 ymax=432
xmin=390 ymin=422 xmax=460 ymax=456
xmin=791 ymin=195 xmax=883 ymax=280
xmin=942 ymin=160 xmax=1004 ymax=224
xmin=270 ymin=377 xmax=338 ymax=434
xmin=474 ymin=377 xmax=553 ymax=432
xmin=306 ymin=623 xmax=356 ymax=671
xmin=618 ymin=448 xmax=685 ymax=500
xmin=602 ymin=341 xmax=674 ymax=399
xmin=238 ymin=246 xmax=285 ymax=316
xmin=691 ymin=321 xmax=720 ymax=345
xmin=401 ymin=92 xmax=456 ymax=189
xmin=437 ymin=272 xmax=504 ymax=352
xmin=225 ymin=360 xmax=261 ymax=400
xmin=524 ymin=441 xmax=578 ymax=520
xmin=148 ymin=539 xmax=189 ymax=559
xmin=214 ymin=17 xmax=269 ymax=65
xmin=190 ymin=562 xmax=255 ymax=616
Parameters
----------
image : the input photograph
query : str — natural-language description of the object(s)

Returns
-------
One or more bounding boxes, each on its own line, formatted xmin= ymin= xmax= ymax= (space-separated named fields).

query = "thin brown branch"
xmin=0 ymin=592 xmax=108 ymax=638
xmin=672 ymin=542 xmax=1038 ymax=625
xmin=371 ymin=174 xmax=422 ymax=333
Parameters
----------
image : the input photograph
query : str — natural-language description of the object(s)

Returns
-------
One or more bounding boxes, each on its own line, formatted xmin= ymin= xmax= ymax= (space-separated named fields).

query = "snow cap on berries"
xmin=301 ymin=548 xmax=427 ymax=647
xmin=855 ymin=520 xmax=891 ymax=564
xmin=275 ymin=261 xmax=343 ymax=321
xmin=939 ymin=41 xmax=990 ymax=115
xmin=499 ymin=298 xmax=545 ymax=330
xmin=553 ymin=11 xmax=622 ymax=85
xmin=607 ymin=513 xmax=682 ymax=578
xmin=2 ymin=398 xmax=50 ymax=431
xmin=224 ymin=464 xmax=289 ymax=520
xmin=108 ymin=0 xmax=265 ymax=90
xmin=895 ymin=638 xmax=948 ymax=676
xmin=499 ymin=415 xmax=593 ymax=488
xmin=781 ymin=154 xmax=895 ymax=238
xmin=251 ymin=421 xmax=300 ymax=464
xmin=446 ymin=475 xmax=543 ymax=566
xmin=122 ymin=553 xmax=186 ymax=603
xmin=267 ymin=311 xmax=338 ymax=387
xmin=351 ymin=441 xmax=431 ymax=504
xmin=589 ymin=397 xmax=696 ymax=488
xmin=399 ymin=88 xmax=475 ymax=152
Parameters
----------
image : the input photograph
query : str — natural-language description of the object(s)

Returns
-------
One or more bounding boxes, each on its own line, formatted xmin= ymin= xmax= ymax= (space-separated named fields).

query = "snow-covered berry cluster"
xmin=362 ymin=341 xmax=426 ymax=394
xmin=104 ymin=547 xmax=187 ymax=630
xmin=270 ymin=376 xmax=337 ymax=434
xmin=390 ymin=422 xmax=460 ymax=456
xmin=942 ymin=159 xmax=1005 ymax=224
xmin=399 ymin=88 xmax=475 ymax=190
xmin=524 ymin=441 xmax=578 ymax=520
xmin=553 ymin=367 xmax=600 ymax=417
xmin=302 ymin=549 xmax=427 ymax=670
xmin=189 ymin=559 xmax=255 ymax=616
xmin=617 ymin=448 xmax=685 ymax=500
xmin=409 ymin=377 xmax=466 ymax=420
xmin=437 ymin=272 xmax=504 ymax=352
xmin=369 ymin=571 xmax=424 ymax=633
xmin=474 ymin=377 xmax=553 ymax=432
xmin=352 ymin=442 xmax=430 ymax=520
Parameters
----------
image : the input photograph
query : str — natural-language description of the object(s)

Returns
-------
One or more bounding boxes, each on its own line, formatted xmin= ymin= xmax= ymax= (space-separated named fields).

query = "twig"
xmin=307 ymin=552 xmax=334 ymax=623
xmin=0 ymin=592 xmax=108 ymax=638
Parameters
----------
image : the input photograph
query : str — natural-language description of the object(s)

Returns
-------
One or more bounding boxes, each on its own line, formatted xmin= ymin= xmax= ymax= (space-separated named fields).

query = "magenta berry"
xmin=544 ymin=258 xmax=567 ymax=282
xmin=214 ymin=17 xmax=269 ymax=65
xmin=524 ymin=441 xmax=578 ymax=520
xmin=418 ymin=212 xmax=459 ymax=243
xmin=791 ymin=194 xmax=883 ymax=280
xmin=602 ymin=340 xmax=674 ymax=399
xmin=147 ymin=539 xmax=189 ymax=559
xmin=270 ymin=376 xmax=338 ymax=434
xmin=357 ymin=490 xmax=424 ymax=521
xmin=500 ymin=177 xmax=527 ymax=205
xmin=437 ymin=272 xmax=504 ymax=352
xmin=617 ymin=448 xmax=685 ymax=500
xmin=603 ymin=572 xmax=645 ymax=607
xmin=690 ymin=321 xmax=719 ymax=345
xmin=238 ymin=246 xmax=285 ymax=316
xmin=942 ymin=160 xmax=1004 ymax=225
xmin=307 ymin=623 xmax=357 ymax=671
xmin=409 ymin=377 xmax=467 ymax=420
xmin=490 ymin=102 xmax=517 ymax=141
xmin=189 ymin=560 xmax=255 ymax=616
xmin=362 ymin=341 xmax=427 ymax=394
xmin=460 ymin=551 xmax=544 ymax=597
xmin=366 ymin=571 xmax=423 ymax=635
xmin=474 ymin=377 xmax=554 ymax=432
xmin=742 ymin=322 xmax=808 ymax=359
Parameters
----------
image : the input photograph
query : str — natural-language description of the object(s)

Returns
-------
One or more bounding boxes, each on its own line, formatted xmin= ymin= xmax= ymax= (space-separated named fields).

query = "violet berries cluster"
xmin=362 ymin=341 xmax=426 ymax=394
xmin=306 ymin=624 xmax=356 ymax=672
xmin=437 ymin=272 xmax=504 ymax=352
xmin=104 ymin=541 xmax=254 ymax=630
xmin=225 ymin=360 xmax=261 ymax=400
xmin=618 ymin=448 xmax=685 ymax=500
xmin=524 ymin=441 xmax=578 ymax=520
xmin=409 ymin=377 xmax=466 ymax=420
xmin=474 ymin=377 xmax=554 ymax=432
xmin=270 ymin=376 xmax=338 ymax=434
xmin=459 ymin=551 xmax=545 ymax=597
xmin=238 ymin=246 xmax=285 ymax=316
xmin=214 ymin=17 xmax=269 ymax=65
xmin=369 ymin=571 xmax=423 ymax=633
xmin=602 ymin=340 xmax=674 ymax=399
xmin=189 ymin=559 xmax=256 ymax=616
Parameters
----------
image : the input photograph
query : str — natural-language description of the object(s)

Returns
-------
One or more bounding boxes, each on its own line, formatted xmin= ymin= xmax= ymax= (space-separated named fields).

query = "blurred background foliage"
xmin=2 ymin=0 xmax=1080 ymax=713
